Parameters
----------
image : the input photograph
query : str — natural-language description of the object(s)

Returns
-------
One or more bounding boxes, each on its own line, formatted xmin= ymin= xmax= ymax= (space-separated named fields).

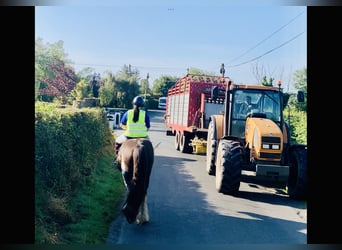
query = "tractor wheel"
xmin=287 ymin=147 xmax=307 ymax=200
xmin=215 ymin=139 xmax=242 ymax=195
xmin=179 ymin=132 xmax=193 ymax=154
xmin=206 ymin=120 xmax=217 ymax=175
xmin=175 ymin=131 xmax=180 ymax=151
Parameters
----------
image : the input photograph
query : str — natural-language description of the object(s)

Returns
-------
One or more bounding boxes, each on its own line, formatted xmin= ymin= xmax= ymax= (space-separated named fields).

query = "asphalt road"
xmin=106 ymin=109 xmax=307 ymax=245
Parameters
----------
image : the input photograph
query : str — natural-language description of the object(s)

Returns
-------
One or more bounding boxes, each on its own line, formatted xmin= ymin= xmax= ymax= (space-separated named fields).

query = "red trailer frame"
xmin=165 ymin=74 xmax=228 ymax=135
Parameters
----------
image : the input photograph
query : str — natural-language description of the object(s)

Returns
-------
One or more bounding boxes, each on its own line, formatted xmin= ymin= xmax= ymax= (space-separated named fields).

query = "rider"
xmin=114 ymin=95 xmax=151 ymax=156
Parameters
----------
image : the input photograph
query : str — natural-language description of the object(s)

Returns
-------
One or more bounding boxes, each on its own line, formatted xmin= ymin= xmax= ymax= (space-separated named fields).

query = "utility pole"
xmin=145 ymin=72 xmax=149 ymax=102
xmin=92 ymin=72 xmax=100 ymax=98
xmin=220 ymin=63 xmax=225 ymax=83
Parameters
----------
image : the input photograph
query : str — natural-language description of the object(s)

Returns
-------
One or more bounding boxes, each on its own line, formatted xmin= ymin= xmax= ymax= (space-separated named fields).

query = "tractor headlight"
xmin=262 ymin=144 xmax=280 ymax=150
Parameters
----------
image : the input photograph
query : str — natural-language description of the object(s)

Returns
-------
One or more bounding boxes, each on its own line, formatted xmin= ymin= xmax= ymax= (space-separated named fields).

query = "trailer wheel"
xmin=206 ymin=120 xmax=217 ymax=175
xmin=179 ymin=133 xmax=193 ymax=154
xmin=287 ymin=147 xmax=307 ymax=200
xmin=215 ymin=139 xmax=242 ymax=195
xmin=175 ymin=131 xmax=180 ymax=151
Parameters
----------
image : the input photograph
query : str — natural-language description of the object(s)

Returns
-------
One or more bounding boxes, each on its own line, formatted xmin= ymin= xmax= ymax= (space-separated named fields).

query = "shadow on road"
xmin=107 ymin=153 xmax=306 ymax=244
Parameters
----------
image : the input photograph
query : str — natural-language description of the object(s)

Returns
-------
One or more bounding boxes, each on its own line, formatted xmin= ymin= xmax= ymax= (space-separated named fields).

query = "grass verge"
xmin=36 ymin=145 xmax=126 ymax=244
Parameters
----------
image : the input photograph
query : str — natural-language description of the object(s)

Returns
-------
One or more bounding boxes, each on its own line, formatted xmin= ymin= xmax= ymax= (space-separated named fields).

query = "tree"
xmin=261 ymin=76 xmax=274 ymax=86
xmin=288 ymin=67 xmax=307 ymax=111
xmin=76 ymin=67 xmax=95 ymax=80
xmin=90 ymin=73 xmax=101 ymax=98
xmin=116 ymin=64 xmax=140 ymax=82
xmin=98 ymin=71 xmax=115 ymax=107
xmin=140 ymin=78 xmax=150 ymax=98
xmin=38 ymin=58 xmax=77 ymax=103
xmin=152 ymin=75 xmax=179 ymax=97
xmin=252 ymin=62 xmax=267 ymax=84
xmin=252 ymin=62 xmax=281 ymax=85
xmin=187 ymin=67 xmax=215 ymax=76
xmin=35 ymin=38 xmax=77 ymax=103
xmin=293 ymin=67 xmax=307 ymax=93
xmin=70 ymin=79 xmax=92 ymax=101
xmin=97 ymin=66 xmax=141 ymax=108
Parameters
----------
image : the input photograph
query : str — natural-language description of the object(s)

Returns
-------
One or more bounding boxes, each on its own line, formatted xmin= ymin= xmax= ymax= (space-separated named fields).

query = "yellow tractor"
xmin=206 ymin=80 xmax=307 ymax=200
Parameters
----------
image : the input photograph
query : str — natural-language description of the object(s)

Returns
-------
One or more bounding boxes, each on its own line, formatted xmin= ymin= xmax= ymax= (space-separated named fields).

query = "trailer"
xmin=164 ymin=74 xmax=228 ymax=154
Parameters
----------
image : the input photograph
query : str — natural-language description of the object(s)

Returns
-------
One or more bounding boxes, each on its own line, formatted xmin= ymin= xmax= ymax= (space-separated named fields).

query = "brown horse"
xmin=116 ymin=138 xmax=154 ymax=224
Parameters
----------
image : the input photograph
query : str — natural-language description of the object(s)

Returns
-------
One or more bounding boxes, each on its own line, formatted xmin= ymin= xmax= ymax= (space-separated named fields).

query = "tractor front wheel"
xmin=215 ymin=139 xmax=242 ymax=195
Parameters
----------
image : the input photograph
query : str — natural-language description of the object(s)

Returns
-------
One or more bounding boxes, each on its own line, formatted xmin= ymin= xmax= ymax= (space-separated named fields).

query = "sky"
xmin=35 ymin=0 xmax=307 ymax=92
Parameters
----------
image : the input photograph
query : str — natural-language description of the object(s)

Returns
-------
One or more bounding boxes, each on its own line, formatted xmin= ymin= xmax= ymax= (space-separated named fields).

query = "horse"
xmin=116 ymin=138 xmax=154 ymax=224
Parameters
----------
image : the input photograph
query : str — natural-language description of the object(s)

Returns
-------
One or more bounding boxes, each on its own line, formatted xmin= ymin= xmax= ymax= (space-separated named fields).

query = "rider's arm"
xmin=145 ymin=114 xmax=151 ymax=131
xmin=120 ymin=112 xmax=128 ymax=129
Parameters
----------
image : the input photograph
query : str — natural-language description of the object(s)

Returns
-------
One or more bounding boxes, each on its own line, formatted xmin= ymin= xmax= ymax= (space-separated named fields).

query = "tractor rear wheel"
xmin=175 ymin=131 xmax=180 ymax=151
xmin=287 ymin=147 xmax=307 ymax=200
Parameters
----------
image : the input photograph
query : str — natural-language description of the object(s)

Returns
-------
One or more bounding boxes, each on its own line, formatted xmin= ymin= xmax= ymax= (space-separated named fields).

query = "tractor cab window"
xmin=259 ymin=92 xmax=281 ymax=122
xmin=233 ymin=91 xmax=259 ymax=119
xmin=231 ymin=90 xmax=281 ymax=138
xmin=233 ymin=90 xmax=281 ymax=121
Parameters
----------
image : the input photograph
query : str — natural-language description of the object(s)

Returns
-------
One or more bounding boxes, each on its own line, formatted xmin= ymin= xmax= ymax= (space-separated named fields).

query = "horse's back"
xmin=119 ymin=138 xmax=154 ymax=167
xmin=125 ymin=138 xmax=153 ymax=175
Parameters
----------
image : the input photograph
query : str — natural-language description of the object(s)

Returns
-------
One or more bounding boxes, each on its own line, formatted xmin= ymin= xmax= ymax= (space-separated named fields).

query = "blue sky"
xmin=35 ymin=0 xmax=306 ymax=92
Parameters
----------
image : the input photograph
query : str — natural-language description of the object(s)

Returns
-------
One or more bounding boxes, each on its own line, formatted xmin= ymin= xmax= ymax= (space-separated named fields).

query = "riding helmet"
xmin=132 ymin=96 xmax=144 ymax=107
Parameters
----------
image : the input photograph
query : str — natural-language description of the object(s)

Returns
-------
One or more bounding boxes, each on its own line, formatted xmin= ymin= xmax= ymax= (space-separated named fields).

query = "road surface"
xmin=107 ymin=109 xmax=307 ymax=245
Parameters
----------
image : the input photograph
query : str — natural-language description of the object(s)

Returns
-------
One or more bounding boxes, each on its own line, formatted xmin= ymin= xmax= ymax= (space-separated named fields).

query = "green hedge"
xmin=35 ymin=103 xmax=110 ymax=196
xmin=283 ymin=108 xmax=307 ymax=145
xmin=35 ymin=102 xmax=124 ymax=243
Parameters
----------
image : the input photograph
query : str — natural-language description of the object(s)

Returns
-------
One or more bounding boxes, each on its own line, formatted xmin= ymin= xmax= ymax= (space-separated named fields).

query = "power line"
xmin=70 ymin=11 xmax=306 ymax=77
xmin=227 ymin=11 xmax=305 ymax=64
xmin=226 ymin=30 xmax=305 ymax=68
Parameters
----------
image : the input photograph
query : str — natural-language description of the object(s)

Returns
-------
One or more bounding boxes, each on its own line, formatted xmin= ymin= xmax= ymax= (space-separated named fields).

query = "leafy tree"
xmin=112 ymin=65 xmax=141 ymax=108
xmin=39 ymin=58 xmax=77 ymax=103
xmin=293 ymin=67 xmax=307 ymax=93
xmin=140 ymin=78 xmax=150 ymax=98
xmin=283 ymin=109 xmax=307 ymax=144
xmin=75 ymin=68 xmax=105 ymax=100
xmin=70 ymin=79 xmax=92 ymax=101
xmin=76 ymin=67 xmax=96 ymax=81
xmin=99 ymin=71 xmax=115 ymax=107
xmin=187 ymin=67 xmax=215 ymax=76
xmin=261 ymin=76 xmax=274 ymax=86
xmin=116 ymin=64 xmax=140 ymax=82
xmin=90 ymin=73 xmax=102 ymax=98
xmin=96 ymin=66 xmax=140 ymax=108
xmin=35 ymin=38 xmax=77 ymax=103
xmin=288 ymin=67 xmax=307 ymax=111
xmin=152 ymin=75 xmax=179 ymax=97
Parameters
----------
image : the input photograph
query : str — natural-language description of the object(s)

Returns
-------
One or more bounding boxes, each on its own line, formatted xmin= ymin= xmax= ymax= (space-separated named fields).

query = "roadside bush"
xmin=283 ymin=108 xmax=307 ymax=145
xmin=35 ymin=101 xmax=125 ymax=243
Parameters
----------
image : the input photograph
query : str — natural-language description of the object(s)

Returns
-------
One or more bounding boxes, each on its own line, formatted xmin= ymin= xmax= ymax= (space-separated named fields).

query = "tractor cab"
xmin=228 ymin=88 xmax=282 ymax=138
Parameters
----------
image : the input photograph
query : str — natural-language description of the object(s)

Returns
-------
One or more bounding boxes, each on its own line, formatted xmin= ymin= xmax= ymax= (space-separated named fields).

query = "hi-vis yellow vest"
xmin=124 ymin=109 xmax=148 ymax=138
